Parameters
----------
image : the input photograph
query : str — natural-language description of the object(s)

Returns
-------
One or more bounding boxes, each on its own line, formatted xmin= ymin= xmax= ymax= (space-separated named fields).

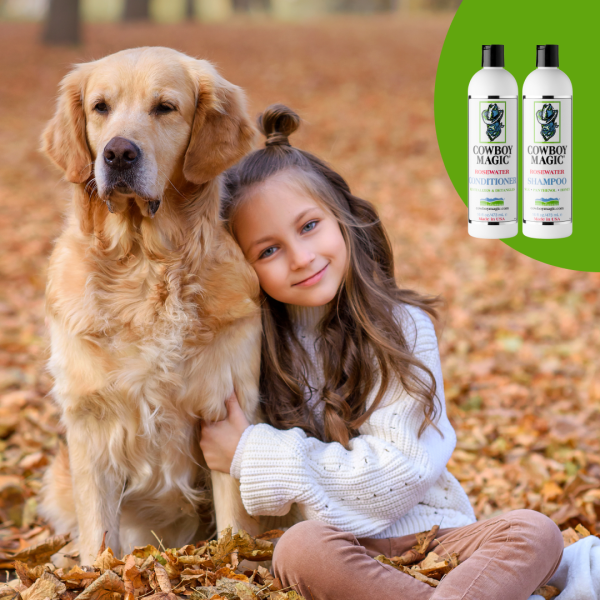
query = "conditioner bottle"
xmin=522 ymin=45 xmax=572 ymax=238
xmin=468 ymin=45 xmax=518 ymax=239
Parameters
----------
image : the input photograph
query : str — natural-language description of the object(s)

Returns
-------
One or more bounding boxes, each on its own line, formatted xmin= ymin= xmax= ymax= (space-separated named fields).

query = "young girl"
xmin=199 ymin=105 xmax=563 ymax=600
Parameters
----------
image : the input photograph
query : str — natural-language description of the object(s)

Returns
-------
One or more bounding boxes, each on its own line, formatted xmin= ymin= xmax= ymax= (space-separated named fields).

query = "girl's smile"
xmin=293 ymin=263 xmax=328 ymax=287
xmin=234 ymin=172 xmax=347 ymax=307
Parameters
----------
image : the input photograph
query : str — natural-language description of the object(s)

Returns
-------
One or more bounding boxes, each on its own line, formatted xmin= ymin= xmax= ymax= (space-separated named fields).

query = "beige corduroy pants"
xmin=272 ymin=509 xmax=563 ymax=600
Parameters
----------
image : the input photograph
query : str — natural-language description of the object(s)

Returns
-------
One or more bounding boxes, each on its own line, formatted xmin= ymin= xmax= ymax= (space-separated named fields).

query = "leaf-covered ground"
xmin=1 ymin=15 xmax=599 ymax=560
xmin=2 ymin=528 xmax=306 ymax=599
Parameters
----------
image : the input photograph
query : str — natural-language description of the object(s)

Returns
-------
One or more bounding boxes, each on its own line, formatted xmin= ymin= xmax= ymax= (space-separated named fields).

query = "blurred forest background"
xmin=1 ymin=0 xmax=461 ymax=27
xmin=1 ymin=0 xmax=600 ymax=562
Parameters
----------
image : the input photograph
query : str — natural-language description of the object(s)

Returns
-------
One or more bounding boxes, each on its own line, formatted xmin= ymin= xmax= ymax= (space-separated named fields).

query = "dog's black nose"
xmin=104 ymin=137 xmax=140 ymax=171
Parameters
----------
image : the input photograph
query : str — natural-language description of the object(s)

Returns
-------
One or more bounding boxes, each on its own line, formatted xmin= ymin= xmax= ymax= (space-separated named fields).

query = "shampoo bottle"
xmin=522 ymin=45 xmax=572 ymax=238
xmin=468 ymin=45 xmax=518 ymax=239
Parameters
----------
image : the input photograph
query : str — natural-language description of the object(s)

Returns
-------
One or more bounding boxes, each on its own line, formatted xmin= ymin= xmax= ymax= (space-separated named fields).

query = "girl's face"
xmin=234 ymin=174 xmax=348 ymax=307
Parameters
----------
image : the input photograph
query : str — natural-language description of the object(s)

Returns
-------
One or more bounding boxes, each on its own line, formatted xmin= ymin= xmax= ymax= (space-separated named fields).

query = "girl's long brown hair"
xmin=222 ymin=104 xmax=442 ymax=448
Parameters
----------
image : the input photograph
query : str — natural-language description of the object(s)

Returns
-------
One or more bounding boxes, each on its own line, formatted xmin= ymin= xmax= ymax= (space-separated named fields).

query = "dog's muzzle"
xmin=101 ymin=137 xmax=161 ymax=217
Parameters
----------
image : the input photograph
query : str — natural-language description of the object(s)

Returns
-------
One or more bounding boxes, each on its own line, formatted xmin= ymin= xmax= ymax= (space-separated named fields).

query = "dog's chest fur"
xmin=47 ymin=205 xmax=260 ymax=513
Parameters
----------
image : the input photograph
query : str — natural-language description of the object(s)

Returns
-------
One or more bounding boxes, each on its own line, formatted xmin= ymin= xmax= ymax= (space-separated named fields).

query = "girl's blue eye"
xmin=302 ymin=220 xmax=318 ymax=233
xmin=259 ymin=246 xmax=277 ymax=259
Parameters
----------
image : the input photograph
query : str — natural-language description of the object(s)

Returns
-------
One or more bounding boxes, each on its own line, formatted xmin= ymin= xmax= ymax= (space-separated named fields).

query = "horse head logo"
xmin=536 ymin=103 xmax=559 ymax=142
xmin=481 ymin=103 xmax=504 ymax=142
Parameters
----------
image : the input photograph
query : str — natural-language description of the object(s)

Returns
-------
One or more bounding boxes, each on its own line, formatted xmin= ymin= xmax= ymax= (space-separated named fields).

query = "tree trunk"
xmin=43 ymin=0 xmax=80 ymax=45
xmin=186 ymin=0 xmax=195 ymax=19
xmin=123 ymin=0 xmax=150 ymax=21
xmin=333 ymin=0 xmax=394 ymax=11
xmin=232 ymin=0 xmax=270 ymax=12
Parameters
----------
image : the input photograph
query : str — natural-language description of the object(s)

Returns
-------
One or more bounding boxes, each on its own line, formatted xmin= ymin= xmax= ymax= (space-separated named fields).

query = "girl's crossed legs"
xmin=272 ymin=509 xmax=563 ymax=600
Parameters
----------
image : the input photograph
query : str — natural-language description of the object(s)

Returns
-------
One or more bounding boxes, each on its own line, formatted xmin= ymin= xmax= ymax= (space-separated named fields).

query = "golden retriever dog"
xmin=40 ymin=47 xmax=262 ymax=564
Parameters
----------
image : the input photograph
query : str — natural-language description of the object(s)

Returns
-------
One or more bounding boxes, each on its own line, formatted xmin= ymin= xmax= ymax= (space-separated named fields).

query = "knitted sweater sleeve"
xmin=234 ymin=304 xmax=456 ymax=537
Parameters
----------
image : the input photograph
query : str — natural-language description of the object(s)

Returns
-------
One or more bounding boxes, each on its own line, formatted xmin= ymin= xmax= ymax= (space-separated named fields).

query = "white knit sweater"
xmin=230 ymin=303 xmax=476 ymax=538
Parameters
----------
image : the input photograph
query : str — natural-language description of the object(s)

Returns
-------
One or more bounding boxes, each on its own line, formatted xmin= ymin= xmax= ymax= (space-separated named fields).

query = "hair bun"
xmin=257 ymin=104 xmax=300 ymax=147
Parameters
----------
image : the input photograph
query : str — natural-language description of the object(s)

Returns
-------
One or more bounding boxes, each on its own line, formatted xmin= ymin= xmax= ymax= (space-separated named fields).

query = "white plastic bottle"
xmin=522 ymin=45 xmax=572 ymax=239
xmin=468 ymin=45 xmax=518 ymax=239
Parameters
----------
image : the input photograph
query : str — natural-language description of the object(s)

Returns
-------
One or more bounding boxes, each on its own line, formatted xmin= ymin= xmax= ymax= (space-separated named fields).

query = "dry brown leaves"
xmin=1 ymin=527 xmax=302 ymax=600
xmin=1 ymin=13 xmax=600 ymax=584
xmin=374 ymin=525 xmax=458 ymax=588
xmin=533 ymin=585 xmax=562 ymax=600
xmin=561 ymin=523 xmax=592 ymax=547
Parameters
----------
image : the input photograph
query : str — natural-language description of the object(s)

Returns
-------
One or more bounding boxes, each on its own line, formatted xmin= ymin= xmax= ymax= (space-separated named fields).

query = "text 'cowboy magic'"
xmin=472 ymin=144 xmax=514 ymax=165
xmin=526 ymin=144 xmax=568 ymax=165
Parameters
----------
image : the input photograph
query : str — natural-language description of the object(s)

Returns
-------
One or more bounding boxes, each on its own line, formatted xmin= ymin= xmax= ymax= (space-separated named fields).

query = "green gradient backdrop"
xmin=435 ymin=0 xmax=599 ymax=272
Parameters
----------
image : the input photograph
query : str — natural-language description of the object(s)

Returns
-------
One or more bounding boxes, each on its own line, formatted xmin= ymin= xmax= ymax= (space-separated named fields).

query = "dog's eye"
xmin=94 ymin=102 xmax=109 ymax=114
xmin=154 ymin=103 xmax=176 ymax=115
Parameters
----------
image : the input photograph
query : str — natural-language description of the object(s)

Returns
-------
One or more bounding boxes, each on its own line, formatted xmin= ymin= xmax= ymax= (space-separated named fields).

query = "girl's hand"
xmin=199 ymin=390 xmax=250 ymax=474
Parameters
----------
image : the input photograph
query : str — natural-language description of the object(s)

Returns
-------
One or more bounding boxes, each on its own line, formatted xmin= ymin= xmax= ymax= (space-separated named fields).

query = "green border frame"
xmin=479 ymin=101 xmax=506 ymax=144
xmin=533 ymin=100 xmax=561 ymax=144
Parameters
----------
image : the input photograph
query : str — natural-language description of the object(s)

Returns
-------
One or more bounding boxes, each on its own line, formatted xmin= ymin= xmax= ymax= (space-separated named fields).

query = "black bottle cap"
xmin=537 ymin=45 xmax=559 ymax=67
xmin=482 ymin=45 xmax=504 ymax=68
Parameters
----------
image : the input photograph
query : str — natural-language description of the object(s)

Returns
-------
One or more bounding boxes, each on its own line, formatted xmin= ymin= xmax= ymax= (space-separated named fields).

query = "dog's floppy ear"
xmin=42 ymin=65 xmax=92 ymax=184
xmin=183 ymin=61 xmax=256 ymax=185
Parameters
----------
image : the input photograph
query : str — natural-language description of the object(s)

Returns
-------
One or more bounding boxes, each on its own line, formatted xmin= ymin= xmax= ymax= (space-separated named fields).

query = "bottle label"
xmin=523 ymin=98 xmax=572 ymax=223
xmin=468 ymin=98 xmax=518 ymax=224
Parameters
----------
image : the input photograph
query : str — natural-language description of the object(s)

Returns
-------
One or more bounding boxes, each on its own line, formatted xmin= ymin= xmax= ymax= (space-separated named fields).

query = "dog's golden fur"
xmin=40 ymin=47 xmax=262 ymax=564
